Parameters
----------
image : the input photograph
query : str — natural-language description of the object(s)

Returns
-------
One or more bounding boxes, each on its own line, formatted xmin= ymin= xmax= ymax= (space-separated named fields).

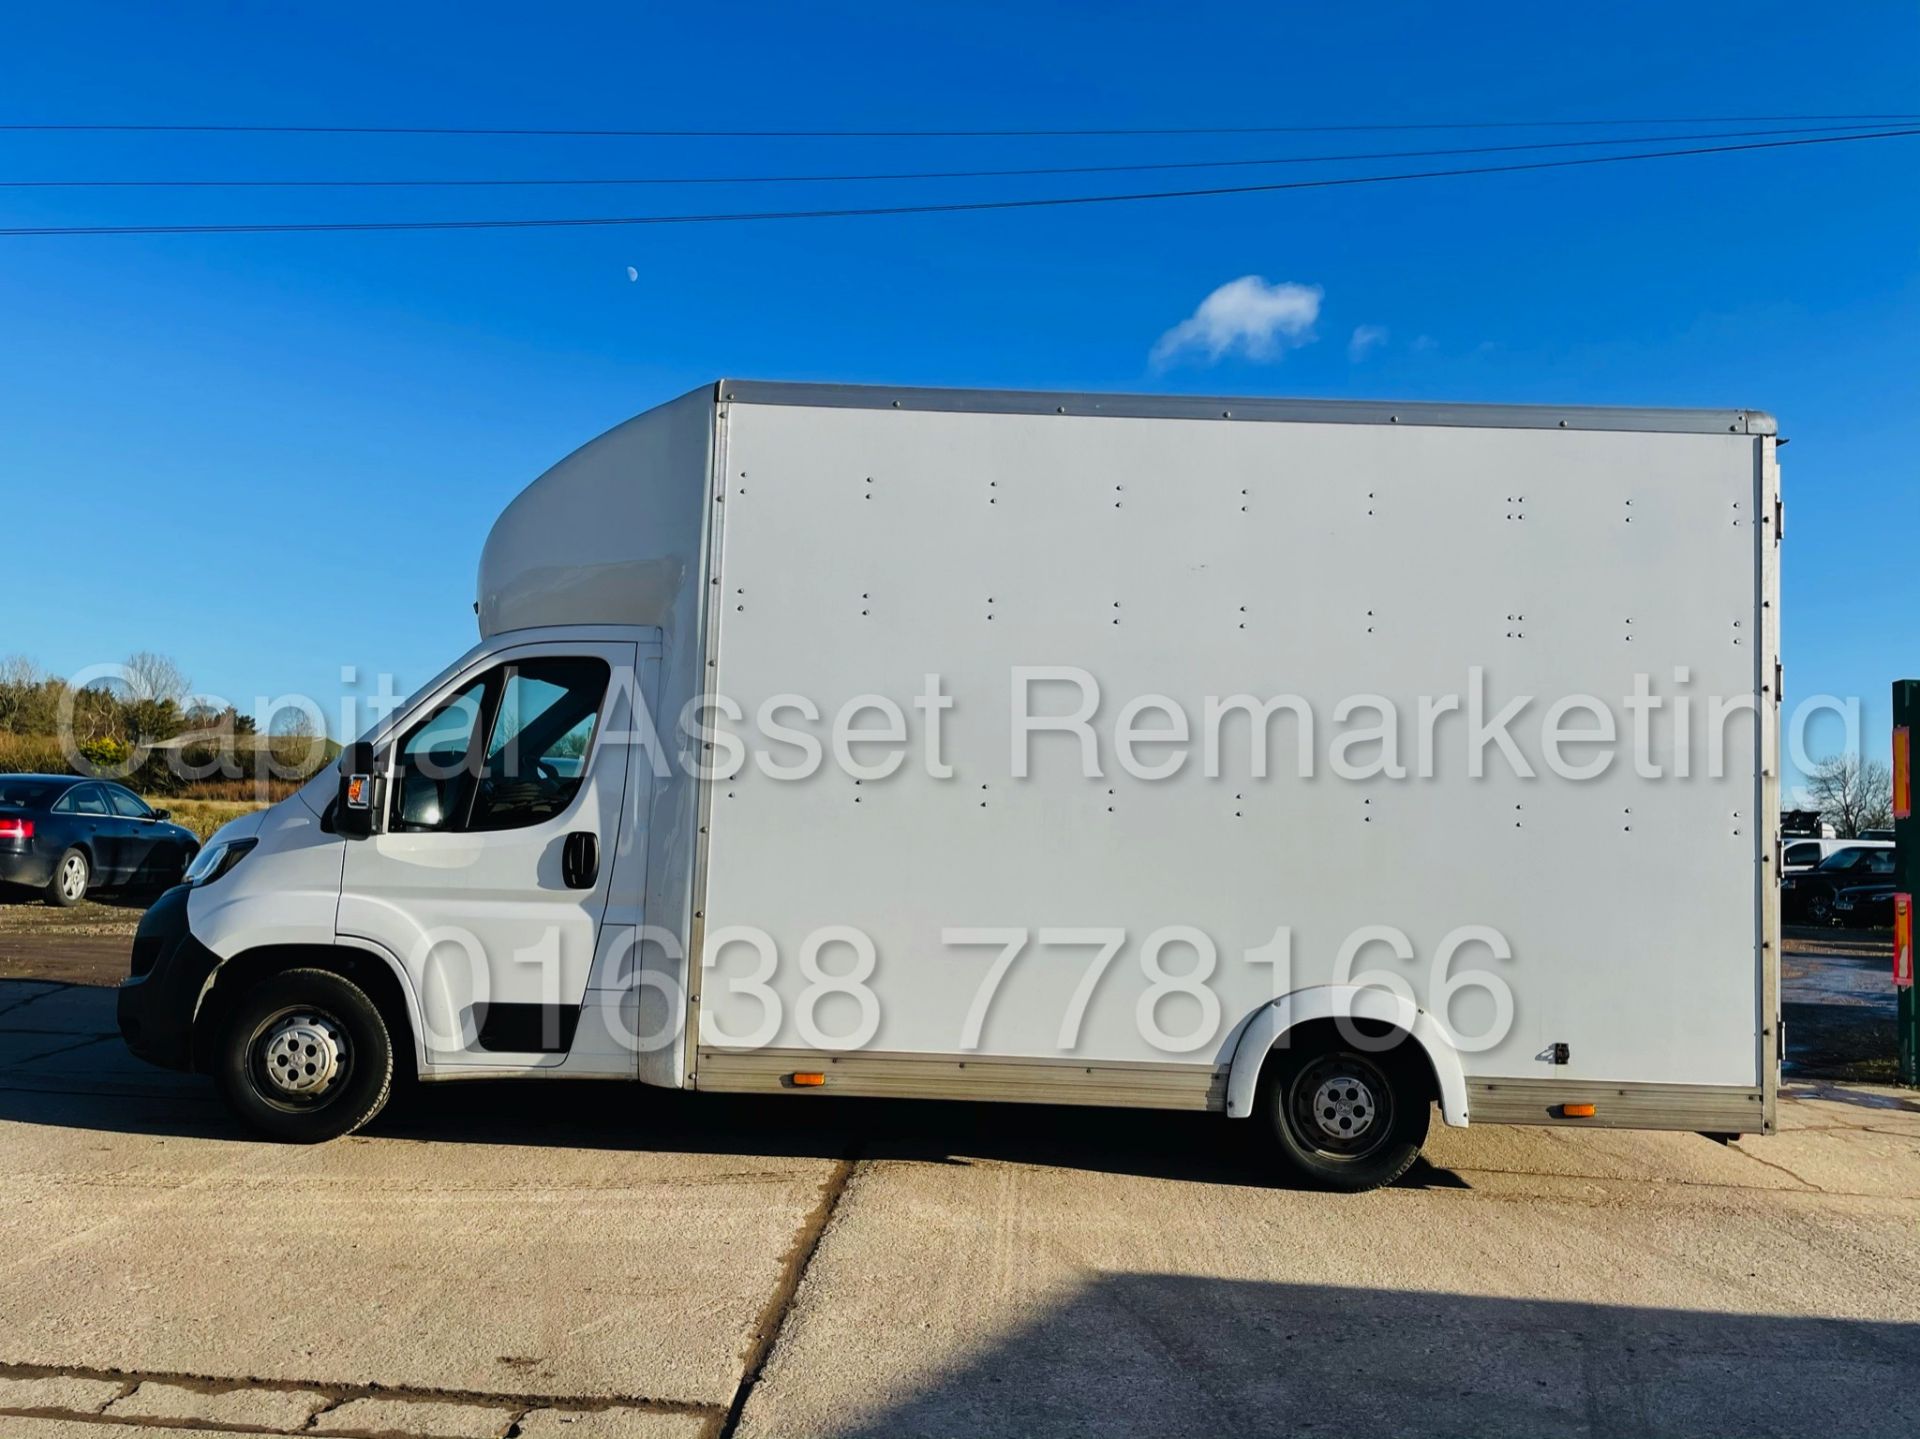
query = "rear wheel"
xmin=1260 ymin=1028 xmax=1430 ymax=1191
xmin=215 ymin=968 xmax=394 ymax=1142
xmin=45 ymin=847 xmax=89 ymax=907
xmin=1806 ymin=890 xmax=1834 ymax=924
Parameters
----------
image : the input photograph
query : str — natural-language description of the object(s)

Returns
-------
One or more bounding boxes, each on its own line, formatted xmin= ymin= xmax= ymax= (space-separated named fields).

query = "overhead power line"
xmin=3 ymin=113 xmax=1920 ymax=140
xmin=2 ymin=125 xmax=1914 ymax=238
xmin=0 ymin=122 xmax=1895 ymax=189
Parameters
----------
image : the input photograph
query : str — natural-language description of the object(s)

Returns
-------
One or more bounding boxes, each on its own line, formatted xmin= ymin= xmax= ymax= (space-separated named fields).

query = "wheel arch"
xmin=1224 ymin=986 xmax=1469 ymax=1127
xmin=191 ymin=940 xmax=424 ymax=1078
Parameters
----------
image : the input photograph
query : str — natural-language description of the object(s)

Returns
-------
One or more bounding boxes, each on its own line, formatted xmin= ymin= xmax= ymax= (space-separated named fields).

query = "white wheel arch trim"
xmin=187 ymin=937 xmax=432 ymax=1080
xmin=1224 ymin=985 xmax=1469 ymax=1128
xmin=317 ymin=936 xmax=431 ymax=1077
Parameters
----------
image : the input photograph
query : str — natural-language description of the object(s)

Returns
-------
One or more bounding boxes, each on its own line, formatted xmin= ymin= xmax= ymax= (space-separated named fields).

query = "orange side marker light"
xmin=1561 ymin=1103 xmax=1598 ymax=1118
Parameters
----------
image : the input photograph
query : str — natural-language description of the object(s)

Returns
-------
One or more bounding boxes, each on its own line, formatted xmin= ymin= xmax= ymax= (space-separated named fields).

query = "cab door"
xmin=337 ymin=637 xmax=642 ymax=1069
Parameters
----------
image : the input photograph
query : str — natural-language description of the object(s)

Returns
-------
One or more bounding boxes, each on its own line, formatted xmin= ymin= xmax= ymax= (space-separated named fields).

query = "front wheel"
xmin=216 ymin=968 xmax=394 ymax=1142
xmin=1260 ymin=1030 xmax=1431 ymax=1191
xmin=1806 ymin=891 xmax=1834 ymax=924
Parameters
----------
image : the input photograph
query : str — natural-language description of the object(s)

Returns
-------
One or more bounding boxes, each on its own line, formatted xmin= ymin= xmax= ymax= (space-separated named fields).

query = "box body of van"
xmin=120 ymin=382 xmax=1783 ymax=1188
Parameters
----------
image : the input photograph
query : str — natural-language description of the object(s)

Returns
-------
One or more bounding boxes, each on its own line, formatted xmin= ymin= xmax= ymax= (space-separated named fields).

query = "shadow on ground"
xmin=0 ymin=978 xmax=1465 ymax=1192
xmin=814 ymin=1274 xmax=1920 ymax=1439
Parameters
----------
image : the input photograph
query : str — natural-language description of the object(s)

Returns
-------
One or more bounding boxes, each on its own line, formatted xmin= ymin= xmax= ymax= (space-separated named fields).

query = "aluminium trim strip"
xmin=697 ymin=1047 xmax=1768 ymax=1132
xmin=1759 ymin=436 xmax=1783 ymax=1132
xmin=717 ymin=379 xmax=1775 ymax=437
xmin=1468 ymin=1078 xmax=1766 ymax=1132
xmin=696 ymin=1046 xmax=1225 ymax=1111
xmin=681 ymin=385 xmax=733 ymax=1091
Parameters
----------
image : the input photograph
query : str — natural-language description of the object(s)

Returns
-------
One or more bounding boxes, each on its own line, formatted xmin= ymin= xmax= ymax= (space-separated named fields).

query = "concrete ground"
xmin=1 ymin=941 xmax=1918 ymax=1437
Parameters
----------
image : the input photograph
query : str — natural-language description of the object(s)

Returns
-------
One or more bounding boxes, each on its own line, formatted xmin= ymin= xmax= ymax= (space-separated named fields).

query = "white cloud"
xmin=1150 ymin=275 xmax=1322 ymax=370
xmin=625 ymin=266 xmax=639 ymax=282
xmin=1348 ymin=324 xmax=1388 ymax=361
xmin=1409 ymin=334 xmax=1438 ymax=353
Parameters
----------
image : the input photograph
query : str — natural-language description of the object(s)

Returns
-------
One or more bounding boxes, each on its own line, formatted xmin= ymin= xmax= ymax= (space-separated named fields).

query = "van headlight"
xmin=184 ymin=838 xmax=257 ymax=887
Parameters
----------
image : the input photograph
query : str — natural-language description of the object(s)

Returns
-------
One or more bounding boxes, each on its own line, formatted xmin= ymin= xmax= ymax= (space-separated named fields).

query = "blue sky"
xmin=1 ymin=2 xmax=1915 ymax=784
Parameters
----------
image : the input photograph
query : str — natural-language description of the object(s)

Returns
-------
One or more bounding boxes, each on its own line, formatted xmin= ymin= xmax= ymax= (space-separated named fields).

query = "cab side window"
xmin=391 ymin=680 xmax=489 ymax=833
xmin=471 ymin=658 xmax=609 ymax=831
xmin=388 ymin=658 xmax=609 ymax=834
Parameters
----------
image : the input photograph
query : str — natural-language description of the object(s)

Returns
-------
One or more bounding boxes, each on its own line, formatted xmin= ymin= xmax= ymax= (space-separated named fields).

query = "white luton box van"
xmin=120 ymin=381 xmax=1782 ymax=1190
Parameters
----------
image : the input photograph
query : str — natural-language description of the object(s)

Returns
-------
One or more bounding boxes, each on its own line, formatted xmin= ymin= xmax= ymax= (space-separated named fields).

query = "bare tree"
xmin=1805 ymin=752 xmax=1894 ymax=838
xmin=122 ymin=651 xmax=190 ymax=706
xmin=0 ymin=654 xmax=43 ymax=731
xmin=271 ymin=707 xmax=317 ymax=741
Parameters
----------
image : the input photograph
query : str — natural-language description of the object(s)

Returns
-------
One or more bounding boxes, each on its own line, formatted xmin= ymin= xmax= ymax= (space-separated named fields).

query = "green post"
xmin=1895 ymin=680 xmax=1918 ymax=1087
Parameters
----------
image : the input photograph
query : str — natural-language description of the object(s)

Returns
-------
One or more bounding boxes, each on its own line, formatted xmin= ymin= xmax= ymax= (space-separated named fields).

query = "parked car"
xmin=0 ymin=774 xmax=200 ymax=906
xmin=1833 ymin=881 xmax=1896 ymax=928
xmin=1782 ymin=837 xmax=1890 ymax=874
xmin=1858 ymin=828 xmax=1895 ymax=842
xmin=1782 ymin=845 xmax=1897 ymax=923
xmin=1782 ymin=807 xmax=1829 ymax=838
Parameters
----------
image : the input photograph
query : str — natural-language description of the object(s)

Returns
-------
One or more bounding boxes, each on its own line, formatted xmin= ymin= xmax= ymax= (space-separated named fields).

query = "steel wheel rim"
xmin=247 ymin=1007 xmax=352 ymax=1111
xmin=1288 ymin=1052 xmax=1395 ymax=1159
xmin=59 ymin=854 xmax=87 ymax=900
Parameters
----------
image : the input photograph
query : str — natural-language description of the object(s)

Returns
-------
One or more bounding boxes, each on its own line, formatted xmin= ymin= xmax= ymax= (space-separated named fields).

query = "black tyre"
xmin=215 ymin=968 xmax=394 ymax=1142
xmin=45 ymin=847 xmax=89 ymax=907
xmin=1261 ymin=1027 xmax=1431 ymax=1192
xmin=1806 ymin=890 xmax=1833 ymax=924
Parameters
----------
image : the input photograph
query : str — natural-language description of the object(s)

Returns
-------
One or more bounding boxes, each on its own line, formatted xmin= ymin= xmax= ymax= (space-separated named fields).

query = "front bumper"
xmin=117 ymin=884 xmax=222 ymax=1071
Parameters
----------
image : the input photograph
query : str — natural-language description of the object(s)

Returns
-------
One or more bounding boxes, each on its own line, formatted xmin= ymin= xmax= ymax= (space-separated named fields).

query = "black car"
xmin=1781 ymin=844 xmax=1896 ymax=924
xmin=0 ymin=774 xmax=200 ymax=906
xmin=1832 ymin=881 xmax=1896 ymax=929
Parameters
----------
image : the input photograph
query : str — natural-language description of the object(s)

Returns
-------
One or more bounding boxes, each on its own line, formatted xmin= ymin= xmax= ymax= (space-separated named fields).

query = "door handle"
xmin=562 ymin=831 xmax=600 ymax=890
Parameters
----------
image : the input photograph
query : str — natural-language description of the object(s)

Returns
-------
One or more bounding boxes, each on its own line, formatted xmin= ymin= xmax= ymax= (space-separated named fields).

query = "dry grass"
xmin=0 ymin=731 xmax=65 ymax=774
xmin=154 ymin=797 xmax=271 ymax=840
xmin=166 ymin=775 xmax=308 ymax=803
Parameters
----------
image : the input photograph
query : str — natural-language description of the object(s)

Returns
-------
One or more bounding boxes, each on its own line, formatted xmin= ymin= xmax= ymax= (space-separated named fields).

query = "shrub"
xmin=77 ymin=736 xmax=135 ymax=775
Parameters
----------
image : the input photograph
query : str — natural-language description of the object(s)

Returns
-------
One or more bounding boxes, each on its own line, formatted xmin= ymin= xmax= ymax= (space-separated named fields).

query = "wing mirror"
xmin=336 ymin=741 xmax=382 ymax=838
xmin=150 ymin=808 xmax=171 ymax=822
